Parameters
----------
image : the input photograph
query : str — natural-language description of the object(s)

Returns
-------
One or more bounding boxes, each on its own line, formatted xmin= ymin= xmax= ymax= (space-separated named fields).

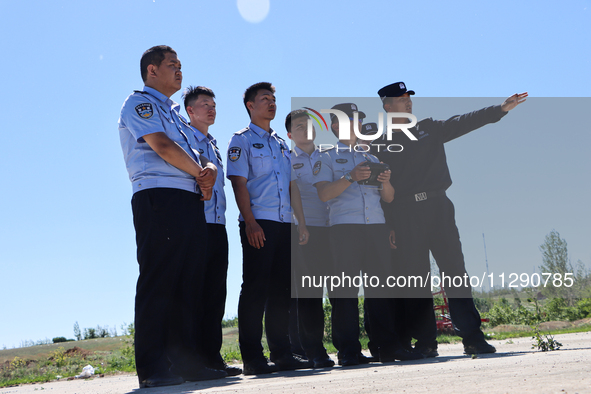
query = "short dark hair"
xmin=285 ymin=109 xmax=309 ymax=132
xmin=243 ymin=82 xmax=275 ymax=117
xmin=182 ymin=86 xmax=215 ymax=111
xmin=140 ymin=45 xmax=177 ymax=83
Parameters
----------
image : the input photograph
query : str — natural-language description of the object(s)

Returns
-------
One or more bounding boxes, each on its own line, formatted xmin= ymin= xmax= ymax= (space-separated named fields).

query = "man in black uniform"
xmin=372 ymin=82 xmax=527 ymax=355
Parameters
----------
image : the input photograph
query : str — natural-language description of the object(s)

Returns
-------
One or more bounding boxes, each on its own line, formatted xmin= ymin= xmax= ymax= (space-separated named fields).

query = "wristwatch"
xmin=343 ymin=172 xmax=354 ymax=183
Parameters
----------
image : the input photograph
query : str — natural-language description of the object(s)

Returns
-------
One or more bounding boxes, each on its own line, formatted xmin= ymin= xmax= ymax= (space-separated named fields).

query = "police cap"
xmin=330 ymin=102 xmax=366 ymax=122
xmin=361 ymin=122 xmax=378 ymax=135
xmin=378 ymin=82 xmax=415 ymax=100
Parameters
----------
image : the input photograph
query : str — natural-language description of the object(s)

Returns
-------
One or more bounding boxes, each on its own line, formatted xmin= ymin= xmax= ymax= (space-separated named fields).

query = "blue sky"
xmin=0 ymin=0 xmax=589 ymax=348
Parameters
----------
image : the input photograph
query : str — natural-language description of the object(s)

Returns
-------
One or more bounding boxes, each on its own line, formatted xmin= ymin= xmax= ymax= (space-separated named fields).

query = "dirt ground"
xmin=1 ymin=331 xmax=590 ymax=394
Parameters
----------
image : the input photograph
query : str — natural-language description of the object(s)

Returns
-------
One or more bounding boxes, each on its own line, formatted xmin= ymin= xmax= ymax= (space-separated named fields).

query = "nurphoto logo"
xmin=302 ymin=107 xmax=418 ymax=152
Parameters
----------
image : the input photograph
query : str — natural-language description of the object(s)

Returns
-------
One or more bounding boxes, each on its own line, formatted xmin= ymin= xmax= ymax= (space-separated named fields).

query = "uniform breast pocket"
xmin=294 ymin=169 xmax=304 ymax=180
xmin=250 ymin=150 xmax=273 ymax=177
xmin=294 ymin=169 xmax=312 ymax=184
xmin=333 ymin=166 xmax=348 ymax=181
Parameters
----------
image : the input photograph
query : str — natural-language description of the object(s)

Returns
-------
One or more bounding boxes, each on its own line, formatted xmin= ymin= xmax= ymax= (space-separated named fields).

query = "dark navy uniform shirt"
xmin=373 ymin=105 xmax=507 ymax=198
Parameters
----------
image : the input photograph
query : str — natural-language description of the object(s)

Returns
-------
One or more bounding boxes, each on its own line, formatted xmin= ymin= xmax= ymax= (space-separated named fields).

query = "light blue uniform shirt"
xmin=119 ymin=86 xmax=202 ymax=195
xmin=291 ymin=146 xmax=330 ymax=227
xmin=226 ymin=123 xmax=292 ymax=223
xmin=313 ymin=142 xmax=385 ymax=225
xmin=192 ymin=127 xmax=226 ymax=225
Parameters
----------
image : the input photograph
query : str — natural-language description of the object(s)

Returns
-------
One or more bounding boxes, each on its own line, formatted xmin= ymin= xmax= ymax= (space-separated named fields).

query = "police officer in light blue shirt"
xmin=227 ymin=82 xmax=311 ymax=375
xmin=118 ymin=46 xmax=225 ymax=388
xmin=313 ymin=102 xmax=422 ymax=365
xmin=182 ymin=86 xmax=242 ymax=377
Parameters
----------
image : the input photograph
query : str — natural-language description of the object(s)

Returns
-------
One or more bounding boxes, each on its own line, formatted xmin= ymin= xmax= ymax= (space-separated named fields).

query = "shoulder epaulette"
xmin=319 ymin=146 xmax=336 ymax=153
xmin=133 ymin=90 xmax=147 ymax=94
xmin=235 ymin=127 xmax=250 ymax=135
xmin=178 ymin=114 xmax=190 ymax=126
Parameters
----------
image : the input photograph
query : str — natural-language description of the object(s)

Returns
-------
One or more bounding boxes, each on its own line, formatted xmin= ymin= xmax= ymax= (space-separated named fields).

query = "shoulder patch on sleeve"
xmin=229 ymin=147 xmax=242 ymax=162
xmin=313 ymin=160 xmax=322 ymax=175
xmin=135 ymin=103 xmax=154 ymax=119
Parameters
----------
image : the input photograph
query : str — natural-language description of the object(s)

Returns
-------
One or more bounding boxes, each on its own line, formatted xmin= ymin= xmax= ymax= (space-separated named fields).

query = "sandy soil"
xmin=1 ymin=331 xmax=589 ymax=394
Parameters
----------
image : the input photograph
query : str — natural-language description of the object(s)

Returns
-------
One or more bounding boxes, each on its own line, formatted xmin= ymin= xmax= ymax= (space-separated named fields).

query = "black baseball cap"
xmin=330 ymin=103 xmax=366 ymax=122
xmin=378 ymin=82 xmax=415 ymax=100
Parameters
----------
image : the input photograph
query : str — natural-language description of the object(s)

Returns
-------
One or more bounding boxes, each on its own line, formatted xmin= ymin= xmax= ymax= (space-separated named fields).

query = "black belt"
xmin=395 ymin=189 xmax=446 ymax=203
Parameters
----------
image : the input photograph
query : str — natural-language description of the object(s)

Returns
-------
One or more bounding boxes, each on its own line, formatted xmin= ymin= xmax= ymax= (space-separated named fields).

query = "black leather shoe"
xmin=313 ymin=356 xmax=335 ymax=368
xmin=139 ymin=371 xmax=184 ymax=388
xmin=338 ymin=354 xmax=360 ymax=366
xmin=464 ymin=341 xmax=496 ymax=354
xmin=243 ymin=359 xmax=279 ymax=375
xmin=414 ymin=347 xmax=439 ymax=358
xmin=358 ymin=353 xmax=378 ymax=363
xmin=223 ymin=365 xmax=243 ymax=376
xmin=210 ymin=362 xmax=243 ymax=376
xmin=272 ymin=354 xmax=314 ymax=371
xmin=380 ymin=348 xmax=425 ymax=362
xmin=179 ymin=367 xmax=227 ymax=381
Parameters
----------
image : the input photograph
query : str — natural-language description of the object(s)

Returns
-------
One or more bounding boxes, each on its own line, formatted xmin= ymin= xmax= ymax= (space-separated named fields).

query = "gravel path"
xmin=2 ymin=331 xmax=589 ymax=394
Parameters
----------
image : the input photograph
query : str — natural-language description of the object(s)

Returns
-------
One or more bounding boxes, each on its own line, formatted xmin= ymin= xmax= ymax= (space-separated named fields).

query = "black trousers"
xmin=328 ymin=224 xmax=401 ymax=356
xmin=238 ymin=220 xmax=291 ymax=363
xmin=132 ymin=188 xmax=207 ymax=381
xmin=292 ymin=226 xmax=331 ymax=360
xmin=390 ymin=195 xmax=484 ymax=346
xmin=288 ymin=226 xmax=305 ymax=356
xmin=199 ymin=223 xmax=229 ymax=367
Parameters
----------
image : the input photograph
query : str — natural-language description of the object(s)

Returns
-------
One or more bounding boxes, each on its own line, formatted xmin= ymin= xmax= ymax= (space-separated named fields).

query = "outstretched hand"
xmin=501 ymin=92 xmax=528 ymax=112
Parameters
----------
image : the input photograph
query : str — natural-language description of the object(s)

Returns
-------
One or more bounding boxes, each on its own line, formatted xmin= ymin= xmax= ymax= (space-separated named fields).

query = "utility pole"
xmin=483 ymin=233 xmax=490 ymax=293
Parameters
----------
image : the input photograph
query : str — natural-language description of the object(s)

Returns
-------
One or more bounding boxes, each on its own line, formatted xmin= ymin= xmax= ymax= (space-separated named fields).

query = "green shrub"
xmin=119 ymin=323 xmax=135 ymax=369
xmin=48 ymin=347 xmax=69 ymax=368
xmin=473 ymin=297 xmax=493 ymax=314
xmin=323 ymin=299 xmax=332 ymax=342
xmin=483 ymin=299 xmax=540 ymax=326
